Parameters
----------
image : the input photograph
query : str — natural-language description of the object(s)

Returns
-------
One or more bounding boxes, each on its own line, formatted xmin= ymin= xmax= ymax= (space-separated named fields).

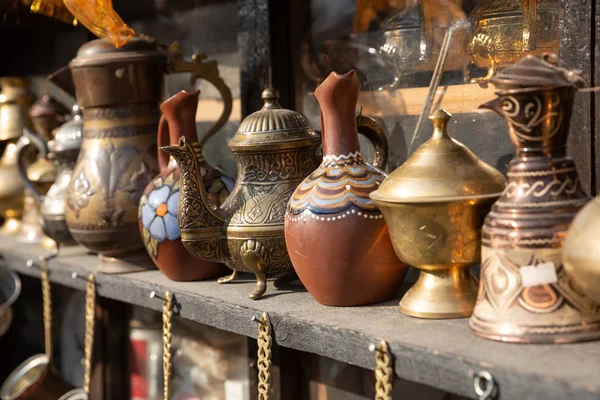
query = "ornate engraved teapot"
xmin=162 ymin=88 xmax=321 ymax=299
xmin=466 ymin=0 xmax=559 ymax=82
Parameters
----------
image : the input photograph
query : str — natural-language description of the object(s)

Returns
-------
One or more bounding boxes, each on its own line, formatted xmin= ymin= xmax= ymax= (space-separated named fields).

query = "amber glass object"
xmin=63 ymin=0 xmax=135 ymax=47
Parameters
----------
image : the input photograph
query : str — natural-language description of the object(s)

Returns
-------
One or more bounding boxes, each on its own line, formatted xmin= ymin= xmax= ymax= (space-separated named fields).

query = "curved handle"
xmin=168 ymin=42 xmax=233 ymax=148
xmin=156 ymin=114 xmax=170 ymax=171
xmin=16 ymin=129 xmax=48 ymax=204
xmin=356 ymin=114 xmax=388 ymax=171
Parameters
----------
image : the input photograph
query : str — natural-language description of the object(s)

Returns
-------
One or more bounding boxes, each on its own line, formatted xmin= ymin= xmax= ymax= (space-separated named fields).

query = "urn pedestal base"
xmin=399 ymin=267 xmax=478 ymax=319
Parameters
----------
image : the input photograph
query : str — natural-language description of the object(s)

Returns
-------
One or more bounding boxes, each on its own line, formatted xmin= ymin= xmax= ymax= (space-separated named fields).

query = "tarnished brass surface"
xmin=163 ymin=88 xmax=321 ymax=299
xmin=466 ymin=0 xmax=559 ymax=82
xmin=0 ymin=142 xmax=25 ymax=232
xmin=371 ymin=110 xmax=505 ymax=318
xmin=0 ymin=77 xmax=34 ymax=141
xmin=469 ymin=54 xmax=600 ymax=343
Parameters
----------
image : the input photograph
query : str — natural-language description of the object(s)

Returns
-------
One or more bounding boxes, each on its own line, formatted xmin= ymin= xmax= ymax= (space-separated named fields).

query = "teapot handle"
xmin=156 ymin=114 xmax=170 ymax=171
xmin=16 ymin=129 xmax=49 ymax=205
xmin=168 ymin=42 xmax=233 ymax=148
xmin=356 ymin=114 xmax=388 ymax=171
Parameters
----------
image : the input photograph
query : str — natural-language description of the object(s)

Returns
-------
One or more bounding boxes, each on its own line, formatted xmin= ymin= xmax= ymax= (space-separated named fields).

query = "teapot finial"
xmin=261 ymin=88 xmax=280 ymax=109
xmin=429 ymin=109 xmax=452 ymax=138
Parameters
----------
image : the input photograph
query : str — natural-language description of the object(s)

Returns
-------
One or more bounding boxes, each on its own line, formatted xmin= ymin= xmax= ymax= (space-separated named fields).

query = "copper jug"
xmin=49 ymin=37 xmax=232 ymax=263
xmin=162 ymin=88 xmax=321 ymax=299
xmin=469 ymin=54 xmax=600 ymax=343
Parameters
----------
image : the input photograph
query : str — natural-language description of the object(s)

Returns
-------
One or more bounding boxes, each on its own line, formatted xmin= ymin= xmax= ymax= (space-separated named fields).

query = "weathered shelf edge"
xmin=2 ymin=247 xmax=598 ymax=400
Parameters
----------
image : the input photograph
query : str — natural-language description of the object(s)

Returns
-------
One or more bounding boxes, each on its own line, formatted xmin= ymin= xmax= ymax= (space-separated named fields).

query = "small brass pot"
xmin=370 ymin=110 xmax=505 ymax=318
xmin=374 ymin=198 xmax=496 ymax=318
xmin=0 ymin=355 xmax=73 ymax=400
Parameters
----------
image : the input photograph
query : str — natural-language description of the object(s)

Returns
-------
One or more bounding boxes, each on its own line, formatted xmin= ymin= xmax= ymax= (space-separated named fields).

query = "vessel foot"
xmin=217 ymin=270 xmax=238 ymax=284
xmin=249 ymin=272 xmax=267 ymax=300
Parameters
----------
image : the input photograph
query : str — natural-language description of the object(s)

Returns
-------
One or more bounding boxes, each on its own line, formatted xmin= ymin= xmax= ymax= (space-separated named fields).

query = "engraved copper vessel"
xmin=0 ymin=77 xmax=34 ymax=141
xmin=469 ymin=54 xmax=600 ymax=343
xmin=466 ymin=0 xmax=559 ymax=82
xmin=285 ymin=71 xmax=408 ymax=307
xmin=371 ymin=109 xmax=506 ymax=318
xmin=49 ymin=37 xmax=232 ymax=266
xmin=162 ymin=88 xmax=321 ymax=299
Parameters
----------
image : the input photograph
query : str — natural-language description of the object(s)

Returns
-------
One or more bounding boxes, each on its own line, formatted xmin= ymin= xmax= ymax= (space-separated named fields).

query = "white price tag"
xmin=520 ymin=262 xmax=558 ymax=287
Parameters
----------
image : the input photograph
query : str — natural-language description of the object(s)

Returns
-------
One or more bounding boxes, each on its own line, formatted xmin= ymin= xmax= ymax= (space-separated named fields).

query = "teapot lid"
xmin=370 ymin=110 xmax=506 ymax=203
xmin=491 ymin=54 xmax=585 ymax=91
xmin=229 ymin=88 xmax=320 ymax=151
xmin=48 ymin=105 xmax=82 ymax=154
xmin=70 ymin=36 xmax=167 ymax=68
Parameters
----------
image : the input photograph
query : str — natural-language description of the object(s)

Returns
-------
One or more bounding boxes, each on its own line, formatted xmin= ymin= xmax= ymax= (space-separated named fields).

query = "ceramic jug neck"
xmin=315 ymin=71 xmax=361 ymax=157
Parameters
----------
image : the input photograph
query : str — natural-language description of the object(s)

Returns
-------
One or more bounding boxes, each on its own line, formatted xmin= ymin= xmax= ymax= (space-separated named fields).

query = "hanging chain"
xmin=474 ymin=371 xmax=498 ymax=400
xmin=256 ymin=312 xmax=272 ymax=400
xmin=162 ymin=292 xmax=173 ymax=400
xmin=83 ymin=274 xmax=96 ymax=394
xmin=374 ymin=340 xmax=393 ymax=400
xmin=40 ymin=258 xmax=52 ymax=360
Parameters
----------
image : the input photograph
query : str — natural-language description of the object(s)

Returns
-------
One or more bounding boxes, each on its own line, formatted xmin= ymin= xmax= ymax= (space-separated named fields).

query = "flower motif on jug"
xmin=67 ymin=169 xmax=96 ymax=218
xmin=139 ymin=173 xmax=179 ymax=259
xmin=286 ymin=152 xmax=385 ymax=222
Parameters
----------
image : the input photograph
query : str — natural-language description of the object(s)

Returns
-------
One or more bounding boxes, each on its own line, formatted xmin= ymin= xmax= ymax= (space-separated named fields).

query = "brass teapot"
xmin=162 ymin=88 xmax=322 ymax=299
xmin=466 ymin=0 xmax=559 ymax=82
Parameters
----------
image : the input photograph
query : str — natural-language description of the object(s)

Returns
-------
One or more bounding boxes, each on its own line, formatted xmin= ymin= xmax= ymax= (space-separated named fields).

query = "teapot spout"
xmin=479 ymin=98 xmax=503 ymax=115
xmin=160 ymin=136 xmax=228 ymax=263
xmin=48 ymin=66 xmax=76 ymax=99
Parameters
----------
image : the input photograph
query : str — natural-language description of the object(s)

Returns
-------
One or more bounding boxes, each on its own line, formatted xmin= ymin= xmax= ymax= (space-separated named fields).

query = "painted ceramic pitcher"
xmin=139 ymin=90 xmax=232 ymax=281
xmin=285 ymin=71 xmax=407 ymax=306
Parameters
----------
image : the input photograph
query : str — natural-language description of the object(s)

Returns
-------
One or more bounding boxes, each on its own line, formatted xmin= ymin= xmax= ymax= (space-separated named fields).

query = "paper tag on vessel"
xmin=520 ymin=262 xmax=558 ymax=287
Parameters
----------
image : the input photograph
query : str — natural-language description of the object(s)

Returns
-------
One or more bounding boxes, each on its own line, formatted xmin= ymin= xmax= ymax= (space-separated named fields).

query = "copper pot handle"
xmin=356 ymin=114 xmax=388 ymax=171
xmin=168 ymin=42 xmax=233 ymax=148
xmin=16 ymin=129 xmax=49 ymax=205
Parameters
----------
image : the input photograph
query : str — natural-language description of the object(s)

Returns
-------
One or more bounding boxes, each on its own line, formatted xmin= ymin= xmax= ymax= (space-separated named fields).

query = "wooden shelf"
xmin=1 ymin=237 xmax=599 ymax=400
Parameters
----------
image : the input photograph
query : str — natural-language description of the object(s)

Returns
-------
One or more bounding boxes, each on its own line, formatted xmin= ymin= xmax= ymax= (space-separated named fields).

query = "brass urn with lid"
xmin=162 ymin=88 xmax=321 ymax=299
xmin=370 ymin=110 xmax=506 ymax=318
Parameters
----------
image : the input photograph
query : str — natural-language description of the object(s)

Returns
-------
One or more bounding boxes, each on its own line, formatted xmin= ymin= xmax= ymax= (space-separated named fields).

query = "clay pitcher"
xmin=139 ymin=90 xmax=231 ymax=281
xmin=285 ymin=71 xmax=408 ymax=306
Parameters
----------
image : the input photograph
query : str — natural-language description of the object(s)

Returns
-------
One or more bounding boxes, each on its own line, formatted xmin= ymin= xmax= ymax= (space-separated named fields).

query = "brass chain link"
xmin=374 ymin=340 xmax=393 ymax=400
xmin=256 ymin=312 xmax=272 ymax=400
xmin=40 ymin=258 xmax=52 ymax=360
xmin=162 ymin=292 xmax=173 ymax=400
xmin=83 ymin=274 xmax=96 ymax=394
